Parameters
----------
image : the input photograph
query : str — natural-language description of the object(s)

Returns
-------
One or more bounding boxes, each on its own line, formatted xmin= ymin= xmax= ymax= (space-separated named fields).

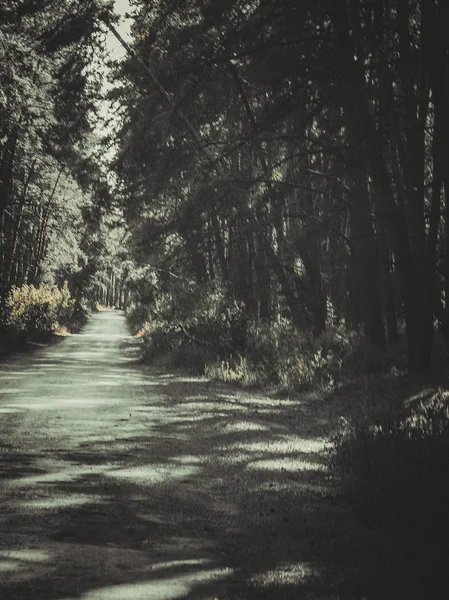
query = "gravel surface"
xmin=0 ymin=311 xmax=374 ymax=599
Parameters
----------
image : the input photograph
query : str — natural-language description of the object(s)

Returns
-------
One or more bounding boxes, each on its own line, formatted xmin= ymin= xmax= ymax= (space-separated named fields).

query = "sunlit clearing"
xmin=78 ymin=568 xmax=231 ymax=600
xmin=250 ymin=562 xmax=315 ymax=586
xmin=108 ymin=464 xmax=199 ymax=484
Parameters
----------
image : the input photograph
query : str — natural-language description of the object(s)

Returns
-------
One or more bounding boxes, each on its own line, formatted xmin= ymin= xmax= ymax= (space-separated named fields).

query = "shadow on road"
xmin=0 ymin=312 xmax=391 ymax=599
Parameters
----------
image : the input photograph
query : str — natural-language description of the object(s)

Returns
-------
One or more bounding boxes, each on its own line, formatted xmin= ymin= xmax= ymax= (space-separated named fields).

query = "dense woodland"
xmin=1 ymin=0 xmax=449 ymax=372
xmin=108 ymin=0 xmax=449 ymax=377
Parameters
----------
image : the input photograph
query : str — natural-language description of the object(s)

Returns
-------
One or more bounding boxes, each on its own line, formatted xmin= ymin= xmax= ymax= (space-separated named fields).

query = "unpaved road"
xmin=0 ymin=311 xmax=372 ymax=599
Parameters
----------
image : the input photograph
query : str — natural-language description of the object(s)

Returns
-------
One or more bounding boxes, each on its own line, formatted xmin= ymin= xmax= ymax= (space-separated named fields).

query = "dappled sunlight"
xmin=0 ymin=311 xmax=342 ymax=599
xmin=0 ymin=369 xmax=41 ymax=375
xmin=0 ymin=549 xmax=51 ymax=576
xmin=179 ymin=401 xmax=227 ymax=413
xmin=0 ymin=373 xmax=27 ymax=379
xmin=222 ymin=420 xmax=271 ymax=433
xmin=149 ymin=558 xmax=213 ymax=572
xmin=171 ymin=455 xmax=203 ymax=465
xmin=49 ymin=380 xmax=122 ymax=388
xmin=0 ymin=550 xmax=50 ymax=563
xmin=72 ymin=333 xmax=128 ymax=342
xmin=0 ymin=406 xmax=28 ymax=413
xmin=248 ymin=457 xmax=325 ymax=472
xmin=166 ymin=376 xmax=209 ymax=384
xmin=0 ymin=560 xmax=22 ymax=573
xmin=167 ymin=414 xmax=216 ymax=424
xmin=252 ymin=480 xmax=327 ymax=493
xmin=216 ymin=392 xmax=298 ymax=408
xmin=228 ymin=437 xmax=327 ymax=455
xmin=64 ymin=350 xmax=116 ymax=361
xmin=108 ymin=463 xmax=199 ymax=484
xmin=21 ymin=494 xmax=103 ymax=511
xmin=404 ymin=387 xmax=446 ymax=408
xmin=250 ymin=562 xmax=315 ymax=586
xmin=217 ymin=436 xmax=328 ymax=473
xmin=1 ymin=397 xmax=117 ymax=409
xmin=77 ymin=566 xmax=232 ymax=600
xmin=11 ymin=463 xmax=113 ymax=486
xmin=184 ymin=395 xmax=211 ymax=402
xmin=123 ymin=380 xmax=161 ymax=387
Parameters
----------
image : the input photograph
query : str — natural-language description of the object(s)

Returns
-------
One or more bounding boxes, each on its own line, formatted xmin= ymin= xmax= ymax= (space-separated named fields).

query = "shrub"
xmin=134 ymin=280 xmax=246 ymax=371
xmin=0 ymin=282 xmax=80 ymax=348
xmin=205 ymin=355 xmax=269 ymax=388
xmin=131 ymin=278 xmax=399 ymax=388
xmin=237 ymin=320 xmax=358 ymax=392
xmin=330 ymin=390 xmax=449 ymax=537
xmin=126 ymin=302 xmax=151 ymax=334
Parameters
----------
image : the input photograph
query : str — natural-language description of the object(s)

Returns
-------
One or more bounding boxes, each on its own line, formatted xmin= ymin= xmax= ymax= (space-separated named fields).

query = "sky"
xmin=107 ymin=0 xmax=133 ymax=60
xmin=95 ymin=0 xmax=133 ymax=141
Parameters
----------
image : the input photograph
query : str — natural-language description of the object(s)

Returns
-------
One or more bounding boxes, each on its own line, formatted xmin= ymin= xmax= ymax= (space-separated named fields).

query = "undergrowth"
xmin=128 ymin=280 xmax=404 ymax=388
xmin=0 ymin=282 xmax=87 ymax=352
xmin=329 ymin=387 xmax=449 ymax=598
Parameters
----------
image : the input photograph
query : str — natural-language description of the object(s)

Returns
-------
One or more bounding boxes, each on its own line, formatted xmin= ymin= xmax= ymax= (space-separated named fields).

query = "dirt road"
xmin=0 ymin=311 xmax=369 ymax=599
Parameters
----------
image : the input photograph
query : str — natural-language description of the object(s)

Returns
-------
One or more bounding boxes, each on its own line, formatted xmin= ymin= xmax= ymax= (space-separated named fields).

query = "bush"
xmin=133 ymin=280 xmax=246 ymax=372
xmin=214 ymin=319 xmax=360 ymax=392
xmin=205 ymin=355 xmax=269 ymax=388
xmin=330 ymin=389 xmax=449 ymax=536
xmin=126 ymin=302 xmax=151 ymax=335
xmin=0 ymin=282 xmax=81 ymax=348
xmin=131 ymin=279 xmax=400 ymax=388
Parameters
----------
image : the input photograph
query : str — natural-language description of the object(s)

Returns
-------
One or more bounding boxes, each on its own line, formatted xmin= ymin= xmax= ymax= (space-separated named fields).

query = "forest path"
xmin=0 ymin=311 xmax=372 ymax=600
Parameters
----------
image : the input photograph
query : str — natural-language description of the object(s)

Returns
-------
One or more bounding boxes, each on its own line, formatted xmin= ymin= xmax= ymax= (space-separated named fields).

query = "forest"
xmin=2 ymin=0 xmax=449 ymax=372
xmin=1 ymin=0 xmax=449 ymax=596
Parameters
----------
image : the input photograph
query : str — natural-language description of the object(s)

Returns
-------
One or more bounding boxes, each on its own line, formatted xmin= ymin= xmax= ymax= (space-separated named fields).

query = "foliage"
xmin=0 ymin=0 xmax=115 ymax=306
xmin=0 ymin=282 xmax=83 ymax=347
xmin=130 ymin=280 xmax=246 ymax=372
xmin=206 ymin=320 xmax=371 ymax=391
xmin=110 ymin=0 xmax=449 ymax=374
xmin=329 ymin=390 xmax=449 ymax=537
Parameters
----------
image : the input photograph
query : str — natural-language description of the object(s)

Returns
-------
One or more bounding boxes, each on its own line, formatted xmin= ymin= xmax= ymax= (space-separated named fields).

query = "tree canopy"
xmin=2 ymin=0 xmax=449 ymax=374
xmin=107 ymin=0 xmax=449 ymax=373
